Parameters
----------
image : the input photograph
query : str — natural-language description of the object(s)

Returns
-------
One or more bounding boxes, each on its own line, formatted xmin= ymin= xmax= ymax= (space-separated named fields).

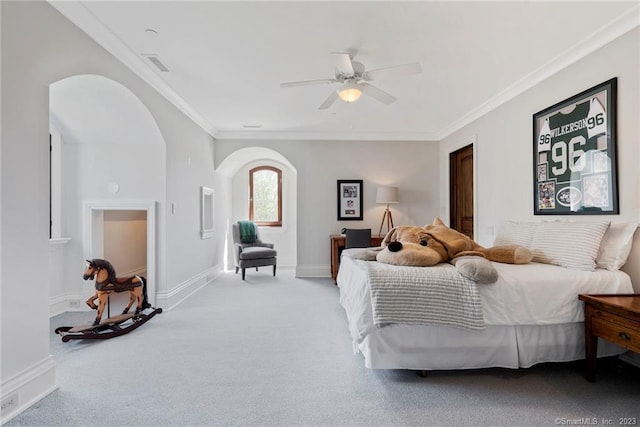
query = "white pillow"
xmin=530 ymin=221 xmax=610 ymax=271
xmin=494 ymin=221 xmax=539 ymax=248
xmin=596 ymin=222 xmax=638 ymax=271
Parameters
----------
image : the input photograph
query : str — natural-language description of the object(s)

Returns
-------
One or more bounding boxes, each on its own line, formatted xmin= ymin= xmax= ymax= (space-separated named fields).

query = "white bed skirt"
xmin=337 ymin=255 xmax=628 ymax=370
xmin=356 ymin=322 xmax=624 ymax=370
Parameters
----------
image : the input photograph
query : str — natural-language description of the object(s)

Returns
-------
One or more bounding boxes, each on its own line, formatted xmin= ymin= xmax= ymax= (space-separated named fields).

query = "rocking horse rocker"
xmin=55 ymin=259 xmax=162 ymax=342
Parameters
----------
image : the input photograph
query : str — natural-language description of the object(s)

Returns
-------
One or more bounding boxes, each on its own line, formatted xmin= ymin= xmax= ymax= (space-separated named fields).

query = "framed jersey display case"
xmin=533 ymin=78 xmax=618 ymax=215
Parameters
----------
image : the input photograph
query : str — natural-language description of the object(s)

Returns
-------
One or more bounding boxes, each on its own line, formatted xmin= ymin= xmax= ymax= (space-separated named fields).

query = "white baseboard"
xmin=49 ymin=294 xmax=68 ymax=317
xmin=619 ymin=351 xmax=640 ymax=369
xmin=50 ymin=266 xmax=222 ymax=317
xmin=0 ymin=356 xmax=57 ymax=424
xmin=295 ymin=264 xmax=330 ymax=278
xmin=155 ymin=265 xmax=221 ymax=311
xmin=276 ymin=266 xmax=296 ymax=274
xmin=49 ymin=293 xmax=92 ymax=317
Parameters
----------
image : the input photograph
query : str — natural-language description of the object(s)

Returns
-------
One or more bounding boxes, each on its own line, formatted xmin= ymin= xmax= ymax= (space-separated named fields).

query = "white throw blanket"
xmin=366 ymin=262 xmax=485 ymax=330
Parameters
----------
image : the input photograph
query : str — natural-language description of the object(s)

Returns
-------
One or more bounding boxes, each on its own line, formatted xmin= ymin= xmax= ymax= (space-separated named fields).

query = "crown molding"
xmin=212 ymin=129 xmax=438 ymax=142
xmin=436 ymin=4 xmax=640 ymax=140
xmin=48 ymin=1 xmax=218 ymax=137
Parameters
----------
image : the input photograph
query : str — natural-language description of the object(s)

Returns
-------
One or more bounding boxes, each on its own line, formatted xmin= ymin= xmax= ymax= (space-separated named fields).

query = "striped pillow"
xmin=530 ymin=221 xmax=610 ymax=271
xmin=494 ymin=221 xmax=539 ymax=248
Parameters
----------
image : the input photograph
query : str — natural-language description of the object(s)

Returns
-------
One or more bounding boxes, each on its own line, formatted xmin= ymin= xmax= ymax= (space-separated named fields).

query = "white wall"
xmin=64 ymin=142 xmax=164 ymax=297
xmin=439 ymin=27 xmax=640 ymax=248
xmin=215 ymin=140 xmax=441 ymax=276
xmin=163 ymin=122 xmax=218 ymax=293
xmin=1 ymin=2 xmax=218 ymax=422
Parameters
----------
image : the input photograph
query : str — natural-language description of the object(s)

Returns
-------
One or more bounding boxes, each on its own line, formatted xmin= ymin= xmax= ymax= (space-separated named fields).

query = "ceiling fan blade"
xmin=331 ymin=52 xmax=355 ymax=76
xmin=362 ymin=62 xmax=422 ymax=81
xmin=280 ymin=78 xmax=337 ymax=89
xmin=318 ymin=91 xmax=339 ymax=110
xmin=360 ymin=83 xmax=397 ymax=105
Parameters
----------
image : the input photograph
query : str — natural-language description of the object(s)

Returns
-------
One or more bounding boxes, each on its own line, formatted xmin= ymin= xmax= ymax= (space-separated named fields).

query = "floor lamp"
xmin=376 ymin=186 xmax=399 ymax=237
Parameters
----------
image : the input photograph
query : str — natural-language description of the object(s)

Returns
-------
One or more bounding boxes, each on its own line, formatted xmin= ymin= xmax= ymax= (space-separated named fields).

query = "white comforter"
xmin=338 ymin=256 xmax=633 ymax=327
xmin=483 ymin=261 xmax=632 ymax=324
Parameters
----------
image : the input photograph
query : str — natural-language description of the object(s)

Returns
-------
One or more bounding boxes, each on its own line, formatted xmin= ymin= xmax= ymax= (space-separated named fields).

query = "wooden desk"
xmin=330 ymin=234 xmax=383 ymax=282
xmin=578 ymin=294 xmax=640 ymax=382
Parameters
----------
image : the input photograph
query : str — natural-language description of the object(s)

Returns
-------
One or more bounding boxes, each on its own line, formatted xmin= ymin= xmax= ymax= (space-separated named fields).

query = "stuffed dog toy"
xmin=375 ymin=217 xmax=532 ymax=284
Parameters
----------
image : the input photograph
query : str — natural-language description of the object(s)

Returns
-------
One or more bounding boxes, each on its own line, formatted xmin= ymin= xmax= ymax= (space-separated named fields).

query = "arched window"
xmin=249 ymin=166 xmax=282 ymax=227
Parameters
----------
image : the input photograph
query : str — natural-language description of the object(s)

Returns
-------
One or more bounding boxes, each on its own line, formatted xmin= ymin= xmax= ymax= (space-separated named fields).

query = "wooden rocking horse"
xmin=55 ymin=259 xmax=162 ymax=342
xmin=83 ymin=258 xmax=151 ymax=326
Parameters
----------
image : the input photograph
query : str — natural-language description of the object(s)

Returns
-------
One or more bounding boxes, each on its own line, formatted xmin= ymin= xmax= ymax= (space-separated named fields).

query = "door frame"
xmin=442 ymin=135 xmax=477 ymax=239
xmin=84 ymin=200 xmax=157 ymax=306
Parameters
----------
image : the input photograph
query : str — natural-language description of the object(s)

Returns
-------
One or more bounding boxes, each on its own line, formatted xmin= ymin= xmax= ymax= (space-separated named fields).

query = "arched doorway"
xmin=49 ymin=74 xmax=165 ymax=313
xmin=217 ymin=147 xmax=298 ymax=273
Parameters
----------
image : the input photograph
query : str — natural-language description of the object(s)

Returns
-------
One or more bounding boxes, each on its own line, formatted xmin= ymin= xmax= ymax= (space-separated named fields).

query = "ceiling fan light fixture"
xmin=338 ymin=83 xmax=362 ymax=103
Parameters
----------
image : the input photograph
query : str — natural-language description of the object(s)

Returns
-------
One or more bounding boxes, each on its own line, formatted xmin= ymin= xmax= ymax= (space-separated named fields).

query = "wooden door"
xmin=449 ymin=144 xmax=474 ymax=239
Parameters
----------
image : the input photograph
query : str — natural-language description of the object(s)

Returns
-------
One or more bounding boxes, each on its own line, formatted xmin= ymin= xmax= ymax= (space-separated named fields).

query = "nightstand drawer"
xmin=579 ymin=294 xmax=640 ymax=382
xmin=591 ymin=315 xmax=640 ymax=353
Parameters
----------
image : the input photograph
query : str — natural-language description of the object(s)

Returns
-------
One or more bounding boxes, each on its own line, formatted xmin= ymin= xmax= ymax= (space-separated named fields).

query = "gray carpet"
xmin=6 ymin=270 xmax=640 ymax=426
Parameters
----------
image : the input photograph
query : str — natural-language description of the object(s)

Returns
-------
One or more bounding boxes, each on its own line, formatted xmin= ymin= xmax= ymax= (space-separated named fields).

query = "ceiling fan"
xmin=280 ymin=52 xmax=422 ymax=110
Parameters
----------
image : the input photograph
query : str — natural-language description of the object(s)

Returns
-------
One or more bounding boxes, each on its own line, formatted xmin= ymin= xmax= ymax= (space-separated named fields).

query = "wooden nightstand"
xmin=578 ymin=294 xmax=640 ymax=382
xmin=330 ymin=235 xmax=383 ymax=282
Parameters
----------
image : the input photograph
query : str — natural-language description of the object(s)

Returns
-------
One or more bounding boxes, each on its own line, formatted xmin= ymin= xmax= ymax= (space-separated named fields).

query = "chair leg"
xmin=242 ymin=268 xmax=246 ymax=280
xmin=256 ymin=267 xmax=259 ymax=271
xmin=273 ymin=265 xmax=276 ymax=276
xmin=235 ymin=266 xmax=239 ymax=274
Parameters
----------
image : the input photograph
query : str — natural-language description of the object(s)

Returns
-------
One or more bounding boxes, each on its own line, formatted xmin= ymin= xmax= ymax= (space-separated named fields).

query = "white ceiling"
xmin=50 ymin=1 xmax=639 ymax=141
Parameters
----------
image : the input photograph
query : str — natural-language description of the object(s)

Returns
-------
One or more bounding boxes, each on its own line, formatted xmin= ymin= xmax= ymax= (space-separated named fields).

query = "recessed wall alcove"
xmin=84 ymin=201 xmax=157 ymax=306
xmin=49 ymin=74 xmax=166 ymax=312
xmin=217 ymin=147 xmax=298 ymax=272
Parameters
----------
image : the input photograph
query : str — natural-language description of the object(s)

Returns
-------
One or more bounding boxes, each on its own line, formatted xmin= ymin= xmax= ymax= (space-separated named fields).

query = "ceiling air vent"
xmin=143 ymin=54 xmax=169 ymax=72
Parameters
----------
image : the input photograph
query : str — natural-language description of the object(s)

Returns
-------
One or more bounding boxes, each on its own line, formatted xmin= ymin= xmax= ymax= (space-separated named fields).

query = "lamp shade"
xmin=338 ymin=82 xmax=362 ymax=103
xmin=636 ymin=174 xmax=640 ymax=209
xmin=376 ymin=186 xmax=399 ymax=204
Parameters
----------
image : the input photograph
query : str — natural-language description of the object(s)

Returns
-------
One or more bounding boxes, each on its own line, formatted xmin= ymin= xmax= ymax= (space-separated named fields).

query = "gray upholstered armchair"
xmin=232 ymin=221 xmax=277 ymax=280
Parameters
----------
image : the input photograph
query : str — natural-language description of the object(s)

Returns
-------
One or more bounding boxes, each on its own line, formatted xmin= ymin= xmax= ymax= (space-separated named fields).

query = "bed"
xmin=337 ymin=220 xmax=639 ymax=371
